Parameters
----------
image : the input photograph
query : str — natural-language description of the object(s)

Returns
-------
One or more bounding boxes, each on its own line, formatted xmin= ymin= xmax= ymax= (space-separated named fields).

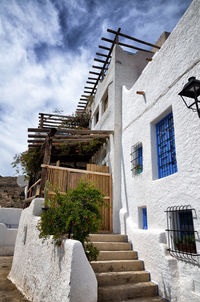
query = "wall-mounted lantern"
xmin=179 ymin=77 xmax=200 ymax=118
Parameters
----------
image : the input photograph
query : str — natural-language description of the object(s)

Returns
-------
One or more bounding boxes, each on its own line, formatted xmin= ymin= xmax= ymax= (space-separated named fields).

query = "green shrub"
xmin=38 ymin=181 xmax=106 ymax=261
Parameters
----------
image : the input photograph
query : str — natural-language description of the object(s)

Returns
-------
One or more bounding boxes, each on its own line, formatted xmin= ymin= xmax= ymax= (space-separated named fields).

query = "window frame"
xmin=156 ymin=112 xmax=177 ymax=179
xmin=131 ymin=143 xmax=143 ymax=176
xmin=165 ymin=205 xmax=199 ymax=262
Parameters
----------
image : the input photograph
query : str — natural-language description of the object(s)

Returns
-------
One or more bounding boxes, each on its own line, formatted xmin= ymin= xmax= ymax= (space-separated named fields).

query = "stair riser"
xmin=96 ymin=272 xmax=150 ymax=286
xmin=90 ymin=234 xmax=128 ymax=242
xmin=98 ymin=285 xmax=157 ymax=302
xmin=93 ymin=242 xmax=131 ymax=251
xmin=97 ymin=251 xmax=137 ymax=261
xmin=91 ymin=261 xmax=143 ymax=273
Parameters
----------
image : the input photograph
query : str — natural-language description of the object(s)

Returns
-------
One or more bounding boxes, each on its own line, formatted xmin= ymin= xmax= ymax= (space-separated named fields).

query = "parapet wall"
xmin=9 ymin=198 xmax=97 ymax=302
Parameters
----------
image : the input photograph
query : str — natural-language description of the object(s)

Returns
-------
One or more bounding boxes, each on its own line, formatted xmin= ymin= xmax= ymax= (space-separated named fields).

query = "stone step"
xmin=93 ymin=241 xmax=131 ymax=251
xmin=98 ymin=250 xmax=137 ymax=261
xmin=91 ymin=260 xmax=144 ymax=273
xmin=90 ymin=234 xmax=128 ymax=242
xmin=98 ymin=282 xmax=157 ymax=302
xmin=96 ymin=271 xmax=150 ymax=286
xmin=121 ymin=297 xmax=165 ymax=302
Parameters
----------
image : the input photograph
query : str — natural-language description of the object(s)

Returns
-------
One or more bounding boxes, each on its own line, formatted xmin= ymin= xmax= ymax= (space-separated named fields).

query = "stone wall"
xmin=0 ymin=177 xmax=25 ymax=208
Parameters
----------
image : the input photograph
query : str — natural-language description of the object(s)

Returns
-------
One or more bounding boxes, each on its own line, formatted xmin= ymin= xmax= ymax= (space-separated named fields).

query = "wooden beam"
xmin=39 ymin=129 xmax=56 ymax=196
xmin=86 ymin=81 xmax=96 ymax=84
xmin=41 ymin=164 xmax=111 ymax=176
xmin=28 ymin=134 xmax=109 ymax=143
xmin=96 ymin=52 xmax=111 ymax=58
xmin=107 ymin=28 xmax=161 ymax=49
xmin=28 ymin=128 xmax=114 ymax=135
xmin=90 ymin=28 xmax=121 ymax=97
xmin=88 ymin=77 xmax=98 ymax=80
xmin=118 ymin=41 xmax=153 ymax=53
xmin=92 ymin=65 xmax=108 ymax=70
xmin=101 ymin=37 xmax=114 ymax=43
xmin=84 ymin=90 xmax=93 ymax=94
xmin=98 ymin=45 xmax=111 ymax=51
xmin=89 ymin=71 xmax=101 ymax=75
xmin=94 ymin=58 xmax=106 ymax=63
xmin=39 ymin=113 xmax=72 ymax=118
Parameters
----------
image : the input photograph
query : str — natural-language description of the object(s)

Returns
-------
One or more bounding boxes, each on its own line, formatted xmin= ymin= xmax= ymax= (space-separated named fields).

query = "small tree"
xmin=38 ymin=181 xmax=106 ymax=261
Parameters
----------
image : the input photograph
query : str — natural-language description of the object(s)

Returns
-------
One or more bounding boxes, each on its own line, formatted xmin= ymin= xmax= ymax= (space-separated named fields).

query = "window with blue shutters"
xmin=156 ymin=112 xmax=177 ymax=178
xmin=131 ymin=143 xmax=143 ymax=176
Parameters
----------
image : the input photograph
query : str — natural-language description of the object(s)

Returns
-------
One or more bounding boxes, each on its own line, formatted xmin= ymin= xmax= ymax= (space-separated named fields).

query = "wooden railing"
xmin=27 ymin=178 xmax=41 ymax=198
xmin=41 ymin=164 xmax=112 ymax=232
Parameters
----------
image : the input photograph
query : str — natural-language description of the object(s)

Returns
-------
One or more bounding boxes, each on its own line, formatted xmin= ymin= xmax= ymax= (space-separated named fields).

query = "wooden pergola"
xmin=76 ymin=27 xmax=160 ymax=113
xmin=27 ymin=112 xmax=113 ymax=194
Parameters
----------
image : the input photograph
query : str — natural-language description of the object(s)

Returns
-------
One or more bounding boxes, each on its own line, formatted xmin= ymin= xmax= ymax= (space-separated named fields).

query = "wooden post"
xmin=39 ymin=128 xmax=57 ymax=196
xmin=40 ymin=114 xmax=44 ymax=128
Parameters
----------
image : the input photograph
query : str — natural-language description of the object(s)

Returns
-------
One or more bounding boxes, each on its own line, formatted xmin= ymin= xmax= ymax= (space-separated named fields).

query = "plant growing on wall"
xmin=12 ymin=147 xmax=42 ymax=178
xmin=38 ymin=181 xmax=106 ymax=261
xmin=61 ymin=112 xmax=90 ymax=129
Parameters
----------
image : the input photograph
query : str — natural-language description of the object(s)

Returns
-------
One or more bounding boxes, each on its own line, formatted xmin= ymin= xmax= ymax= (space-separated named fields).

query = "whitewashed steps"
xmin=121 ymin=297 xmax=165 ymax=302
xmin=98 ymin=282 xmax=157 ymax=301
xmin=96 ymin=271 xmax=150 ymax=286
xmin=90 ymin=234 xmax=165 ymax=302
xmin=91 ymin=260 xmax=144 ymax=273
xmin=98 ymin=250 xmax=137 ymax=260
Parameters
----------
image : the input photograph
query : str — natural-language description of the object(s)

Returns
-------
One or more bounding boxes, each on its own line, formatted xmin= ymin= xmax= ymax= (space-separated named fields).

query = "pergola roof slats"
xmin=107 ymin=28 xmax=161 ymax=49
xmin=28 ymin=127 xmax=113 ymax=135
xmin=76 ymin=27 xmax=161 ymax=112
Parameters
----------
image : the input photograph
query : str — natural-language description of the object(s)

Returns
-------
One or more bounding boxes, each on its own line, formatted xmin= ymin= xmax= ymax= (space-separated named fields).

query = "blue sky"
xmin=0 ymin=0 xmax=192 ymax=176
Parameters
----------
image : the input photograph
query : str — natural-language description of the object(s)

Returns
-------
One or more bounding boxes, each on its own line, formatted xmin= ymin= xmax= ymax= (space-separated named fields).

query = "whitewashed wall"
xmin=121 ymin=0 xmax=200 ymax=301
xmin=9 ymin=199 xmax=97 ymax=302
xmin=91 ymin=45 xmax=151 ymax=232
xmin=0 ymin=208 xmax=22 ymax=255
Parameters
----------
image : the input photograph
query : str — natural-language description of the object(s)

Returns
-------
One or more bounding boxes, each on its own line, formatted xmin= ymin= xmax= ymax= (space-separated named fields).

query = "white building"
xmin=90 ymin=0 xmax=200 ymax=301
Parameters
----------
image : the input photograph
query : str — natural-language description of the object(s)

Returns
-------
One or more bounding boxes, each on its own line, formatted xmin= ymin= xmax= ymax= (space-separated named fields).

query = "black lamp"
xmin=179 ymin=77 xmax=200 ymax=118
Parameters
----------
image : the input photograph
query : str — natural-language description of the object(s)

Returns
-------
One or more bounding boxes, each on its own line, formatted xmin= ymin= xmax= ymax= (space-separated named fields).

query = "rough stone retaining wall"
xmin=0 ymin=177 xmax=25 ymax=208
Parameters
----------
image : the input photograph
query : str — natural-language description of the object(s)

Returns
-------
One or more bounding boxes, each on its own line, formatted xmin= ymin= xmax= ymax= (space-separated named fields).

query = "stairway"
xmin=0 ymin=256 xmax=29 ymax=302
xmin=90 ymin=234 xmax=165 ymax=302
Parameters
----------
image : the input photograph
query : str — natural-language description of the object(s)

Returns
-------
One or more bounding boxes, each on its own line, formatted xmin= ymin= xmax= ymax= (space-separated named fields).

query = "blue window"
xmin=142 ymin=207 xmax=148 ymax=229
xmin=131 ymin=143 xmax=143 ymax=175
xmin=156 ymin=112 xmax=177 ymax=178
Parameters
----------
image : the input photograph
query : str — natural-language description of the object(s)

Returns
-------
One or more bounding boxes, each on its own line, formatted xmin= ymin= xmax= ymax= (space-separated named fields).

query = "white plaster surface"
xmin=91 ymin=0 xmax=200 ymax=301
xmin=0 ymin=208 xmax=22 ymax=255
xmin=119 ymin=1 xmax=200 ymax=301
xmin=91 ymin=44 xmax=151 ymax=233
xmin=9 ymin=198 xmax=97 ymax=302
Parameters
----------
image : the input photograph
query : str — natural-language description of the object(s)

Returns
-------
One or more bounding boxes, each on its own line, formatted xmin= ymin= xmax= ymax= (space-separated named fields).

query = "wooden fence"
xmin=41 ymin=164 xmax=112 ymax=232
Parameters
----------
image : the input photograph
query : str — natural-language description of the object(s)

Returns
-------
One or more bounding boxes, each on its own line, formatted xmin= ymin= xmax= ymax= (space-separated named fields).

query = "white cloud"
xmin=0 ymin=0 xmax=192 ymax=176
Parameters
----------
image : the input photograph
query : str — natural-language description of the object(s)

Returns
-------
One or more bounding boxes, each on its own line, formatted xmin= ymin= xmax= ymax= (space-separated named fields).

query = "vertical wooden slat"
xmin=45 ymin=163 xmax=112 ymax=232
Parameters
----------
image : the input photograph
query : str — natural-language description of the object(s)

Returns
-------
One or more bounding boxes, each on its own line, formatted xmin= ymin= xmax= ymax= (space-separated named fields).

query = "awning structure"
xmin=28 ymin=128 xmax=113 ymax=148
xmin=76 ymin=27 xmax=160 ymax=113
xmin=28 ymin=112 xmax=113 ymax=148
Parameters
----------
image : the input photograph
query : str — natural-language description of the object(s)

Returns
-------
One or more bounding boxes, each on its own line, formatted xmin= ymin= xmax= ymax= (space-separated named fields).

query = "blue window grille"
xmin=142 ymin=207 xmax=148 ymax=229
xmin=131 ymin=143 xmax=143 ymax=175
xmin=156 ymin=112 xmax=177 ymax=178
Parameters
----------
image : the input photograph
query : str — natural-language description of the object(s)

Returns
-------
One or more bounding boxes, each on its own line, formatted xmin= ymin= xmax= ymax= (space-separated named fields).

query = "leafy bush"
xmin=12 ymin=147 xmax=42 ymax=177
xmin=38 ymin=181 xmax=106 ymax=261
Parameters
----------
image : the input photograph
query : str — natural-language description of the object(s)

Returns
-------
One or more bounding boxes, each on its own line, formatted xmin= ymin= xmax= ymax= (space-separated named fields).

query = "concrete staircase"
xmin=90 ymin=234 xmax=165 ymax=302
xmin=0 ymin=256 xmax=29 ymax=302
